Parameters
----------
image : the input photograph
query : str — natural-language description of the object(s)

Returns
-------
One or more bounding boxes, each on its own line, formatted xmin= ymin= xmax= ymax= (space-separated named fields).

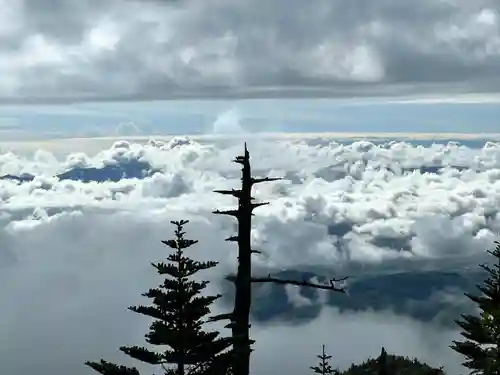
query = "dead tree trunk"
xmin=212 ymin=143 xmax=347 ymax=375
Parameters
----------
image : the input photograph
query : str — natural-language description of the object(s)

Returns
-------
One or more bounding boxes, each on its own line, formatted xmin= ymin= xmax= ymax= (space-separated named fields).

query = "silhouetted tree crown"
xmin=86 ymin=220 xmax=231 ymax=375
xmin=378 ymin=347 xmax=389 ymax=375
xmin=451 ymin=241 xmax=500 ymax=374
xmin=341 ymin=348 xmax=445 ymax=375
xmin=310 ymin=344 xmax=338 ymax=375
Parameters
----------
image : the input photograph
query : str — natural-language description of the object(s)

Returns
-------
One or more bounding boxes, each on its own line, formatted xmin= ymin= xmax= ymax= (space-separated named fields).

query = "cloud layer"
xmin=1 ymin=0 xmax=500 ymax=101
xmin=1 ymin=135 xmax=500 ymax=374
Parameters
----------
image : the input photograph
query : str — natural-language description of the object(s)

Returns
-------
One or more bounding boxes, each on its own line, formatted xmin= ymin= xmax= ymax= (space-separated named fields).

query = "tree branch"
xmin=250 ymin=177 xmax=282 ymax=185
xmin=214 ymin=189 xmax=243 ymax=199
xmin=250 ymin=202 xmax=269 ymax=211
xmin=250 ymin=276 xmax=348 ymax=292
xmin=233 ymin=156 xmax=246 ymax=165
xmin=213 ymin=209 xmax=240 ymax=217
xmin=225 ymin=273 xmax=347 ymax=292
xmin=209 ymin=312 xmax=234 ymax=323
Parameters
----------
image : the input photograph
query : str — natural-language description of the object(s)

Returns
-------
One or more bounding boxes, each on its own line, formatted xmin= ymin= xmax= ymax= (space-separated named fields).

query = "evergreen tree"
xmin=341 ymin=351 xmax=444 ymax=375
xmin=86 ymin=220 xmax=232 ymax=375
xmin=310 ymin=344 xmax=338 ymax=375
xmin=378 ymin=347 xmax=389 ymax=375
xmin=451 ymin=241 xmax=500 ymax=375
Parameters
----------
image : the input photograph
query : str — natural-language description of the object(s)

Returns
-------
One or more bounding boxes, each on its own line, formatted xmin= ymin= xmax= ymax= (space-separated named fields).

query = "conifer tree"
xmin=86 ymin=220 xmax=232 ymax=375
xmin=451 ymin=241 xmax=500 ymax=375
xmin=378 ymin=347 xmax=389 ymax=375
xmin=310 ymin=344 xmax=338 ymax=375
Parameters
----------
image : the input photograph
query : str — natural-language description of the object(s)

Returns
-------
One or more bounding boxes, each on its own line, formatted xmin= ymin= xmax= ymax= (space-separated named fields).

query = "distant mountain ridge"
xmin=0 ymin=161 xmax=474 ymax=184
xmin=0 ymin=159 xmax=159 ymax=183
xmin=219 ymin=269 xmax=483 ymax=326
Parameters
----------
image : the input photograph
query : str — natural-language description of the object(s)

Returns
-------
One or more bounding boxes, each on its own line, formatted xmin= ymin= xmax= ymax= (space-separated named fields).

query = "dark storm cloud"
xmin=1 ymin=0 xmax=499 ymax=102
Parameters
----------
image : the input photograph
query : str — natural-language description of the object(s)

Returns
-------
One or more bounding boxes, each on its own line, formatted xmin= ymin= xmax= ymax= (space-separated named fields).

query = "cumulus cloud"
xmin=1 ymin=135 xmax=500 ymax=374
xmin=0 ymin=0 xmax=500 ymax=102
xmin=251 ymin=307 xmax=465 ymax=375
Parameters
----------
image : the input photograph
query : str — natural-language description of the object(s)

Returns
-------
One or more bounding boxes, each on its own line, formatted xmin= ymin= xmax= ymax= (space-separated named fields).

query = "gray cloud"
xmin=1 ymin=136 xmax=500 ymax=373
xmin=0 ymin=0 xmax=499 ymax=102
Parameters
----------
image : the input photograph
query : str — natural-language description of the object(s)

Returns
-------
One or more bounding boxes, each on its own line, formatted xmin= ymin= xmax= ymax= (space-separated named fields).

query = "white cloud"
xmin=0 ymin=0 xmax=500 ymax=101
xmin=1 ymin=135 xmax=500 ymax=374
xmin=251 ymin=307 xmax=465 ymax=375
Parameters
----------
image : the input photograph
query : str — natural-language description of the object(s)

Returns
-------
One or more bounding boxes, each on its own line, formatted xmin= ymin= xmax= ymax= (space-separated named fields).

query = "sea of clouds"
xmin=1 ymin=135 xmax=500 ymax=374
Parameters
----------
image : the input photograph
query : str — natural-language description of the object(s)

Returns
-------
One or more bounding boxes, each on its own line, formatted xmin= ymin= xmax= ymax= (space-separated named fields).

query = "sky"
xmin=0 ymin=0 xmax=500 ymax=102
xmin=1 ymin=1 xmax=500 ymax=374
xmin=0 ymin=99 xmax=500 ymax=141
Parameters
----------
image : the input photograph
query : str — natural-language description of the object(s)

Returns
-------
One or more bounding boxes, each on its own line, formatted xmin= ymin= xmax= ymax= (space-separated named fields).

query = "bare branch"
xmin=233 ymin=156 xmax=247 ymax=165
xmin=250 ymin=249 xmax=262 ymax=255
xmin=251 ymin=177 xmax=282 ymax=185
xmin=161 ymin=363 xmax=169 ymax=373
xmin=250 ymin=202 xmax=269 ymax=211
xmin=209 ymin=312 xmax=234 ymax=323
xmin=225 ymin=236 xmax=239 ymax=242
xmin=214 ymin=189 xmax=243 ymax=198
xmin=213 ymin=209 xmax=239 ymax=217
xmin=250 ymin=276 xmax=348 ymax=292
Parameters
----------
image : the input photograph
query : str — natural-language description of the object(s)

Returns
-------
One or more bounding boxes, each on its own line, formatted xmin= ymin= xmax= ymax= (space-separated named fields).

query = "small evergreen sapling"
xmin=451 ymin=241 xmax=500 ymax=375
xmin=86 ymin=220 xmax=231 ymax=375
xmin=310 ymin=344 xmax=338 ymax=375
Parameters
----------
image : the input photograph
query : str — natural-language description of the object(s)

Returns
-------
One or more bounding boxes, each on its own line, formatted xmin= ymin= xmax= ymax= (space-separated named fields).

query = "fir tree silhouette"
xmin=451 ymin=241 xmax=500 ymax=375
xmin=378 ymin=347 xmax=389 ymax=375
xmin=86 ymin=220 xmax=231 ymax=375
xmin=212 ymin=143 xmax=348 ymax=375
xmin=310 ymin=344 xmax=338 ymax=375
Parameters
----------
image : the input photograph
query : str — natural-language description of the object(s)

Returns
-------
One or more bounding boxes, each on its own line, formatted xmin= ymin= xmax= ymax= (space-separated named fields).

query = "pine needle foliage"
xmin=86 ymin=220 xmax=231 ymax=375
xmin=310 ymin=344 xmax=338 ymax=375
xmin=451 ymin=241 xmax=500 ymax=375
